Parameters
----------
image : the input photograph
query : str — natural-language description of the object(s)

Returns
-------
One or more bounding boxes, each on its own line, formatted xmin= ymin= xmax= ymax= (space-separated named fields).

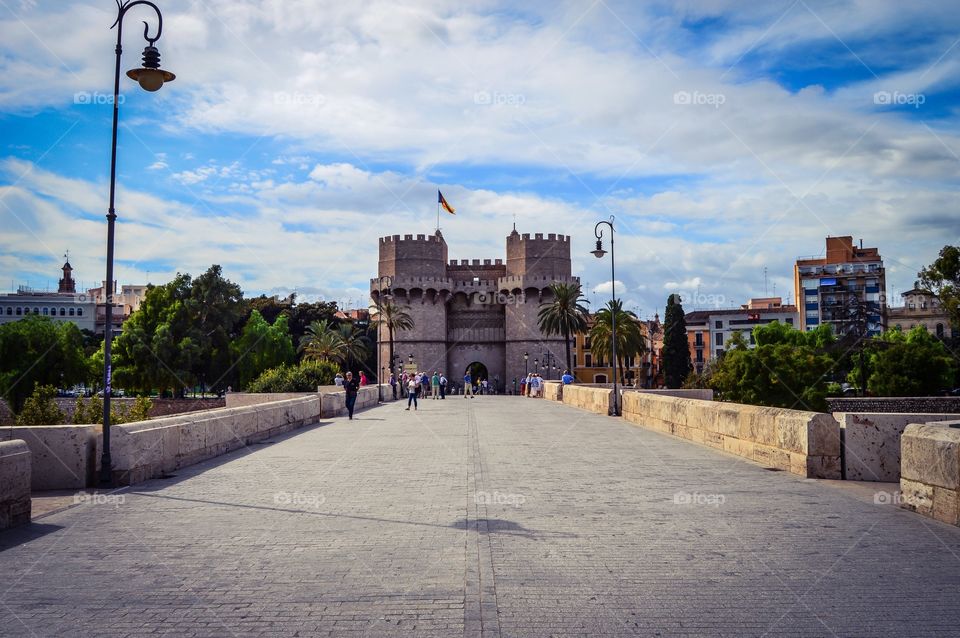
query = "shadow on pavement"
xmin=0 ymin=523 xmax=65 ymax=552
xmin=450 ymin=517 xmax=577 ymax=539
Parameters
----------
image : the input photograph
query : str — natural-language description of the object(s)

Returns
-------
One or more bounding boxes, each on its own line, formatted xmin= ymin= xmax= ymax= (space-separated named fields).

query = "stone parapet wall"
xmin=900 ymin=421 xmax=960 ymax=526
xmin=0 ymin=440 xmax=31 ymax=529
xmin=560 ymin=385 xmax=614 ymax=415
xmin=836 ymin=413 xmax=959 ymax=482
xmin=111 ymin=396 xmax=321 ymax=486
xmin=543 ymin=381 xmax=563 ymax=401
xmin=320 ymin=385 xmax=394 ymax=418
xmin=621 ymin=393 xmax=841 ymax=478
xmin=225 ymin=392 xmax=317 ymax=408
xmin=633 ymin=389 xmax=714 ymax=401
xmin=1 ymin=397 xmax=225 ymax=426
xmin=0 ymin=425 xmax=99 ymax=490
xmin=827 ymin=397 xmax=960 ymax=414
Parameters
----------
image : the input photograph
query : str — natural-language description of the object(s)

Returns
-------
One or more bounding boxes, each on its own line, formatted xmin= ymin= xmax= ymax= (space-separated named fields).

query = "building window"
xmin=594 ymin=374 xmax=607 ymax=383
xmin=695 ymin=332 xmax=704 ymax=346
xmin=749 ymin=332 xmax=756 ymax=345
xmin=69 ymin=308 xmax=75 ymax=316
xmin=585 ymin=354 xmax=592 ymax=367
xmin=42 ymin=308 xmax=48 ymax=316
xmin=715 ymin=320 xmax=723 ymax=329
xmin=4 ymin=307 xmax=9 ymax=315
xmin=33 ymin=308 xmax=39 ymax=314
xmin=77 ymin=308 xmax=83 ymax=316
xmin=584 ymin=336 xmax=591 ymax=349
xmin=785 ymin=317 xmax=794 ymax=325
xmin=15 ymin=307 xmax=21 ymax=315
xmin=60 ymin=308 xmax=65 ymax=316
xmin=937 ymin=323 xmax=944 ymax=339
xmin=716 ymin=349 xmax=724 ymax=359
xmin=695 ymin=349 xmax=703 ymax=363
xmin=715 ymin=333 xmax=724 ymax=346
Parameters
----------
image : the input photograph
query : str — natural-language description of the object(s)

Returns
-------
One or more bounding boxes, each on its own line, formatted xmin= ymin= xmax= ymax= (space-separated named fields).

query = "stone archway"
xmin=465 ymin=361 xmax=489 ymax=393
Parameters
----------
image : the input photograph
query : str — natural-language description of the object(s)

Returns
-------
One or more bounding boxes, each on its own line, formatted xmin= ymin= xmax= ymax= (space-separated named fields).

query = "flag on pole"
xmin=438 ymin=190 xmax=456 ymax=215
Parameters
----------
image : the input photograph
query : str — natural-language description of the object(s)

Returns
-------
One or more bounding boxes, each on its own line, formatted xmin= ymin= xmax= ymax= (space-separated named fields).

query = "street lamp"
xmin=373 ymin=275 xmax=392 ymax=403
xmin=592 ymin=216 xmax=619 ymax=416
xmin=101 ymin=1 xmax=175 ymax=486
xmin=523 ymin=351 xmax=529 ymax=375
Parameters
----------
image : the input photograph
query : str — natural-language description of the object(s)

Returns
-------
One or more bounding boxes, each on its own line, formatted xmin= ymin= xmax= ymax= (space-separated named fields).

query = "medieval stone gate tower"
xmin=371 ymin=229 xmax=578 ymax=391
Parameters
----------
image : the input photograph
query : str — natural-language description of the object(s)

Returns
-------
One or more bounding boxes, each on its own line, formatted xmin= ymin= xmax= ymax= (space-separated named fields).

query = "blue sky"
xmin=2 ymin=0 xmax=959 ymax=316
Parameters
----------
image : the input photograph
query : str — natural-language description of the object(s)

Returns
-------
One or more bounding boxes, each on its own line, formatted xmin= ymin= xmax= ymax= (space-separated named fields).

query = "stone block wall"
xmin=111 ymin=396 xmax=321 ymax=486
xmin=543 ymin=381 xmax=563 ymax=402
xmin=0 ymin=440 xmax=31 ymax=529
xmin=836 ymin=413 xmax=959 ymax=482
xmin=621 ymin=393 xmax=841 ymax=478
xmin=828 ymin=397 xmax=960 ymax=414
xmin=560 ymin=385 xmax=615 ymax=415
xmin=900 ymin=421 xmax=960 ymax=526
xmin=0 ymin=425 xmax=99 ymax=489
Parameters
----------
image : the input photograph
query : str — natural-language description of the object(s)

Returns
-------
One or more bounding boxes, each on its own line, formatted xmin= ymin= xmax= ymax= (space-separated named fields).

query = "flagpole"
xmin=437 ymin=199 xmax=440 ymax=233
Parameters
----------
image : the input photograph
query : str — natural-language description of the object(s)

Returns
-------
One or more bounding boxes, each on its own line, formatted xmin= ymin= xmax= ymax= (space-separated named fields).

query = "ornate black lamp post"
xmin=373 ymin=275 xmax=393 ymax=402
xmin=101 ymin=1 xmax=175 ymax=485
xmin=592 ymin=216 xmax=619 ymax=416
xmin=523 ymin=351 xmax=529 ymax=375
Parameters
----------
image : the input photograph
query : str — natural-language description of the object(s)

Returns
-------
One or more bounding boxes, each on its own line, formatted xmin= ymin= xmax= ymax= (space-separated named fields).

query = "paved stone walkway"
xmin=2 ymin=397 xmax=960 ymax=637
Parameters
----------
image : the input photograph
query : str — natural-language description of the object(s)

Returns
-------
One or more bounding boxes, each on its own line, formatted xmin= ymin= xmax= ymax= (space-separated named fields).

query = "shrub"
xmin=15 ymin=385 xmax=65 ymax=426
xmin=247 ymin=360 xmax=338 ymax=392
xmin=72 ymin=395 xmax=153 ymax=424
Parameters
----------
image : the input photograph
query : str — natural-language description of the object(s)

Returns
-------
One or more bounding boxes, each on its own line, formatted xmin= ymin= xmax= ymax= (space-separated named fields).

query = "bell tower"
xmin=58 ymin=253 xmax=76 ymax=294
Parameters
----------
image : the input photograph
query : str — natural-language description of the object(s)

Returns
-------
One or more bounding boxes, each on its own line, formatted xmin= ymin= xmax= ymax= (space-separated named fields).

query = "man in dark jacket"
xmin=343 ymin=371 xmax=360 ymax=420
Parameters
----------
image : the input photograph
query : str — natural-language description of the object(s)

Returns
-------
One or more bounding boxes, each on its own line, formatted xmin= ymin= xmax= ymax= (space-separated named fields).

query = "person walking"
xmin=431 ymin=371 xmax=441 ymax=399
xmin=481 ymin=379 xmax=488 ymax=396
xmin=519 ymin=376 xmax=526 ymax=397
xmin=343 ymin=371 xmax=359 ymax=420
xmin=334 ymin=373 xmax=344 ymax=387
xmin=405 ymin=375 xmax=418 ymax=410
xmin=439 ymin=372 xmax=447 ymax=399
xmin=389 ymin=373 xmax=397 ymax=400
xmin=359 ymin=371 xmax=368 ymax=386
xmin=463 ymin=371 xmax=474 ymax=398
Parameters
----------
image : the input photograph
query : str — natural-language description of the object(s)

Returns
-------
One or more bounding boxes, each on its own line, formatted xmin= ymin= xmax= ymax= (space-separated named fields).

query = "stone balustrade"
xmin=900 ymin=421 xmax=960 ymax=526
xmin=621 ymin=392 xmax=841 ymax=478
xmin=110 ymin=396 xmax=321 ymax=485
xmin=0 ymin=424 xmax=99 ymax=490
xmin=835 ymin=413 xmax=959 ymax=482
xmin=0 ymin=439 xmax=31 ymax=529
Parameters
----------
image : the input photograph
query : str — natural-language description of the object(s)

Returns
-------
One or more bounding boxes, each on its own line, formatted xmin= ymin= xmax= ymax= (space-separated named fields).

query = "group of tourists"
xmin=518 ymin=369 xmax=575 ymax=398
xmin=393 ymin=371 xmax=449 ymax=410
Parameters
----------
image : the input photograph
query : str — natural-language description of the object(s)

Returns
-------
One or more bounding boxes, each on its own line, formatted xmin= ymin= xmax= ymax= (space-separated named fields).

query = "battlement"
xmin=513 ymin=233 xmax=570 ymax=243
xmin=379 ymin=233 xmax=446 ymax=245
xmin=448 ymin=259 xmax=504 ymax=267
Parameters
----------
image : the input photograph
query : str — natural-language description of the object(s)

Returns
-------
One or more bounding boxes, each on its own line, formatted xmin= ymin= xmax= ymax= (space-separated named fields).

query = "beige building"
xmin=86 ymin=281 xmax=147 ymax=335
xmin=886 ymin=288 xmax=954 ymax=340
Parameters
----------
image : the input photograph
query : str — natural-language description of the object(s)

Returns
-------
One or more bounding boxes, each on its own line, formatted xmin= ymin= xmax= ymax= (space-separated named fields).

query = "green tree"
xmin=371 ymin=301 xmax=415 ymax=378
xmin=848 ymin=326 xmax=955 ymax=396
xmin=0 ymin=316 xmax=88 ymax=413
xmin=232 ymin=310 xmax=296 ymax=389
xmin=337 ymin=322 xmax=370 ymax=374
xmin=112 ymin=266 xmax=245 ymax=396
xmin=286 ymin=300 xmax=340 ymax=348
xmin=299 ymin=319 xmax=346 ymax=364
xmin=537 ymin=282 xmax=590 ymax=372
xmin=918 ymin=245 xmax=960 ymax=330
xmin=15 ymin=385 xmax=65 ymax=426
xmin=662 ymin=294 xmax=691 ymax=388
xmin=589 ymin=299 xmax=643 ymax=385
xmin=710 ymin=322 xmax=836 ymax=412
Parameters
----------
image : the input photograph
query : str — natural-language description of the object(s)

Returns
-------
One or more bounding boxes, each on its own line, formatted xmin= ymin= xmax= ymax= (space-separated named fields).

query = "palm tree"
xmin=590 ymin=299 xmax=645 ymax=385
xmin=371 ymin=301 xmax=415 ymax=377
xmin=298 ymin=319 xmax=345 ymax=364
xmin=337 ymin=322 xmax=370 ymax=373
xmin=537 ymin=282 xmax=590 ymax=372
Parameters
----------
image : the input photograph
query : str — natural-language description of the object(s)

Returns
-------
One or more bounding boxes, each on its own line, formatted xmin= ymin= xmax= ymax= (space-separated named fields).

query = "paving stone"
xmin=1 ymin=398 xmax=959 ymax=636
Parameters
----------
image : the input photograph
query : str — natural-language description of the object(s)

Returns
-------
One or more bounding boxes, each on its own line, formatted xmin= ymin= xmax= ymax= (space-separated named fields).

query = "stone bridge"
xmin=2 ymin=397 xmax=959 ymax=637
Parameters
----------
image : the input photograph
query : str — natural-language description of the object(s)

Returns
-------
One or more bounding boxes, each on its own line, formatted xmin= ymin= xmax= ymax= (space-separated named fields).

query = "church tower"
xmin=58 ymin=255 xmax=76 ymax=294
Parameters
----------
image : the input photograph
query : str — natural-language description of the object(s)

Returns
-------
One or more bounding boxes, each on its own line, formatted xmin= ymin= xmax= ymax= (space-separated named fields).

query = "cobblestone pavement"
xmin=2 ymin=397 xmax=960 ymax=637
